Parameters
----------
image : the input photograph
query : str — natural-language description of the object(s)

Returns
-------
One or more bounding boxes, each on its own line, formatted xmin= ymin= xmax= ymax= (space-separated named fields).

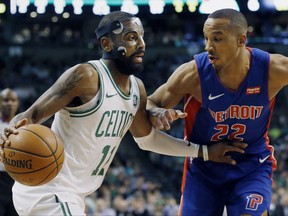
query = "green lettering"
xmin=111 ymin=110 xmax=119 ymax=137
xmin=117 ymin=111 xmax=127 ymax=137
xmin=105 ymin=110 xmax=117 ymax=137
xmin=95 ymin=111 xmax=110 ymax=137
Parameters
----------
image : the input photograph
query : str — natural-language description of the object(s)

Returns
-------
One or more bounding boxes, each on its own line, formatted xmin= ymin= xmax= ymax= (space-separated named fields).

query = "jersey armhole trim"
xmin=68 ymin=61 xmax=104 ymax=117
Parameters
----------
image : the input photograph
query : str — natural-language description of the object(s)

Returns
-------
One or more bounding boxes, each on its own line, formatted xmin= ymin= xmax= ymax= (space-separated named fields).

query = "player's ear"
xmin=100 ymin=37 xmax=112 ymax=52
xmin=238 ymin=34 xmax=246 ymax=47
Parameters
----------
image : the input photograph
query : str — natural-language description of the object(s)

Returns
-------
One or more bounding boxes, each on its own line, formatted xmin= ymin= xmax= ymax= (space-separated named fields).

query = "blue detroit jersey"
xmin=179 ymin=48 xmax=275 ymax=215
xmin=183 ymin=48 xmax=276 ymax=179
xmin=179 ymin=48 xmax=276 ymax=216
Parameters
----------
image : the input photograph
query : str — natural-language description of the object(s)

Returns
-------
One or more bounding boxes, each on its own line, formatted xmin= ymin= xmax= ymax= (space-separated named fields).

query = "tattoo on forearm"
xmin=31 ymin=108 xmax=45 ymax=122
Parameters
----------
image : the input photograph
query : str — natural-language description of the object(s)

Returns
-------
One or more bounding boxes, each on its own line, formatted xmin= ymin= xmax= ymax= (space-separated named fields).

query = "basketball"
xmin=3 ymin=124 xmax=65 ymax=186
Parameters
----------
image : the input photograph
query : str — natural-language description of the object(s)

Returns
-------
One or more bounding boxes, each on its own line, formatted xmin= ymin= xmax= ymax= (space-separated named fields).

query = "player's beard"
xmin=115 ymin=52 xmax=144 ymax=75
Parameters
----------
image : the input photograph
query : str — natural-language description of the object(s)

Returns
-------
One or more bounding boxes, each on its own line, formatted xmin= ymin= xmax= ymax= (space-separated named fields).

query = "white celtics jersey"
xmin=13 ymin=60 xmax=140 ymax=201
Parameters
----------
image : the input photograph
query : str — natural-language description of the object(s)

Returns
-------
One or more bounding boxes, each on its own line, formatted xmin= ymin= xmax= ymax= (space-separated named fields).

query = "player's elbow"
xmin=136 ymin=141 xmax=150 ymax=151
xmin=133 ymin=129 xmax=155 ymax=151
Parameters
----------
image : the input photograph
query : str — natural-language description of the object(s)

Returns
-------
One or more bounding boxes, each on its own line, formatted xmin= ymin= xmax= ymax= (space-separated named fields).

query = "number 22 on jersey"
xmin=211 ymin=123 xmax=246 ymax=141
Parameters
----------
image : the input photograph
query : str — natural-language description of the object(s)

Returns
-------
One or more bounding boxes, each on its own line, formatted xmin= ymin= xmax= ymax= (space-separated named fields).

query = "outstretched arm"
xmin=134 ymin=127 xmax=247 ymax=165
xmin=147 ymin=60 xmax=200 ymax=130
xmin=129 ymin=78 xmax=247 ymax=165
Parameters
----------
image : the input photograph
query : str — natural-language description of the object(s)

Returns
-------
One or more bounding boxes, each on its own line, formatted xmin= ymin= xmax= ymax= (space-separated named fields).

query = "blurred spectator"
xmin=162 ymin=196 xmax=179 ymax=216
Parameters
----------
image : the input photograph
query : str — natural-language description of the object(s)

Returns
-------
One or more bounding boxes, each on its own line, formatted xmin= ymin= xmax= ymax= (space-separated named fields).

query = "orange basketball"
xmin=3 ymin=124 xmax=65 ymax=186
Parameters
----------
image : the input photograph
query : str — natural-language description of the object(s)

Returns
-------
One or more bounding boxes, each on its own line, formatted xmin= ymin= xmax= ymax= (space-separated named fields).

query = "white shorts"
xmin=12 ymin=182 xmax=86 ymax=216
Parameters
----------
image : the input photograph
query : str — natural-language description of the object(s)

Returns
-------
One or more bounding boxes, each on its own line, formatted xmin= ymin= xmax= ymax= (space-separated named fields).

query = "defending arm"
xmin=133 ymin=127 xmax=208 ymax=159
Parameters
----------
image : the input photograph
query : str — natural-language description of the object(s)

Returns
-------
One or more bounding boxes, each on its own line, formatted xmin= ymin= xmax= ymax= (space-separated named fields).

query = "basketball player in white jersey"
xmin=0 ymin=11 xmax=247 ymax=215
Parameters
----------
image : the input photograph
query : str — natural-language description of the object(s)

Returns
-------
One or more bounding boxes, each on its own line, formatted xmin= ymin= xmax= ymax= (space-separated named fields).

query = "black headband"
xmin=95 ymin=17 xmax=141 ymax=40
xmin=95 ymin=20 xmax=122 ymax=39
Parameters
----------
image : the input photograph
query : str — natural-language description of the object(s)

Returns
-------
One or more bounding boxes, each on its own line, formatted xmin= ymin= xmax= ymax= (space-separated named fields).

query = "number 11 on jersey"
xmin=91 ymin=145 xmax=116 ymax=176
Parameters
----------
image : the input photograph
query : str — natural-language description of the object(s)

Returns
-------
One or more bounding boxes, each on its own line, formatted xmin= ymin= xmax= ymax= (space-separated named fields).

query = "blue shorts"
xmin=180 ymin=157 xmax=272 ymax=216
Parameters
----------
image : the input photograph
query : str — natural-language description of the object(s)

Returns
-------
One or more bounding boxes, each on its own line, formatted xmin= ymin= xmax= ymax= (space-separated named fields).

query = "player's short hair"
xmin=208 ymin=9 xmax=248 ymax=34
xmin=96 ymin=11 xmax=135 ymax=39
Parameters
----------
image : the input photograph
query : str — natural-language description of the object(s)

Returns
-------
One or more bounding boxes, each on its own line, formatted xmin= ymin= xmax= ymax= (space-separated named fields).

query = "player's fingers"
xmin=224 ymin=145 xmax=245 ymax=154
xmin=160 ymin=114 xmax=171 ymax=130
xmin=0 ymin=138 xmax=4 ymax=149
xmin=167 ymin=110 xmax=187 ymax=122
xmin=0 ymin=132 xmax=5 ymax=160
xmin=152 ymin=118 xmax=163 ymax=130
xmin=6 ymin=124 xmax=19 ymax=134
xmin=3 ymin=138 xmax=11 ymax=146
xmin=1 ymin=126 xmax=17 ymax=147
xmin=0 ymin=148 xmax=4 ymax=162
xmin=231 ymin=142 xmax=248 ymax=149
xmin=15 ymin=118 xmax=28 ymax=128
xmin=0 ymin=137 xmax=9 ymax=150
xmin=166 ymin=110 xmax=175 ymax=123
xmin=175 ymin=110 xmax=188 ymax=119
xmin=222 ymin=156 xmax=236 ymax=165
xmin=1 ymin=132 xmax=7 ymax=143
xmin=150 ymin=117 xmax=160 ymax=128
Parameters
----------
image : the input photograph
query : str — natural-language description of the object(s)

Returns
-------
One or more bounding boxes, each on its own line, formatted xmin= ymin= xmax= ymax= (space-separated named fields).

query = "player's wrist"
xmin=197 ymin=145 xmax=209 ymax=161
xmin=187 ymin=141 xmax=200 ymax=158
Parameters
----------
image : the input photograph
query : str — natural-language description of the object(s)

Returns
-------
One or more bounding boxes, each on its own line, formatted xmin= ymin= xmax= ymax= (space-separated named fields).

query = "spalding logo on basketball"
xmin=3 ymin=124 xmax=65 ymax=186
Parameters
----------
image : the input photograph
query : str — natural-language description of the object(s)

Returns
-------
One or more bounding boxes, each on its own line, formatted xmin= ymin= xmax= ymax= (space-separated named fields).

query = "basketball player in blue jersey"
xmin=147 ymin=8 xmax=288 ymax=216
xmin=0 ymin=11 xmax=246 ymax=216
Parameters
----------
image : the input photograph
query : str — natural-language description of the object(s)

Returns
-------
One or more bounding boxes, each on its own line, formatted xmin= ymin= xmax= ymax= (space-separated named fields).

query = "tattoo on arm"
xmin=55 ymin=72 xmax=83 ymax=98
xmin=30 ymin=73 xmax=83 ymax=123
xmin=31 ymin=108 xmax=47 ymax=123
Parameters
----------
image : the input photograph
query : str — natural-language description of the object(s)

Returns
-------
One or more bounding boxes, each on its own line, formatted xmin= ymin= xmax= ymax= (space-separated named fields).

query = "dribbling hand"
xmin=0 ymin=118 xmax=28 ymax=162
xmin=149 ymin=108 xmax=187 ymax=130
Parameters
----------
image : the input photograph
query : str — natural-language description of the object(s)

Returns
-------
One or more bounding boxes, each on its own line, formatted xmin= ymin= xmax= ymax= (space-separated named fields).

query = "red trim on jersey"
xmin=183 ymin=96 xmax=201 ymax=140
xmin=180 ymin=97 xmax=201 ymax=215
xmin=266 ymin=98 xmax=277 ymax=171
xmin=181 ymin=158 xmax=190 ymax=193
xmin=181 ymin=96 xmax=201 ymax=193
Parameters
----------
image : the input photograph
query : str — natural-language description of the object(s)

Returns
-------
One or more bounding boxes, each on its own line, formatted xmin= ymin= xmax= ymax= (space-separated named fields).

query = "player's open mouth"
xmin=208 ymin=55 xmax=218 ymax=63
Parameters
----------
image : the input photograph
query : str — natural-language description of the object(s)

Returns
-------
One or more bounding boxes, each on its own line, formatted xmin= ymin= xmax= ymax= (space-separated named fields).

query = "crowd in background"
xmin=1 ymin=9 xmax=288 ymax=216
